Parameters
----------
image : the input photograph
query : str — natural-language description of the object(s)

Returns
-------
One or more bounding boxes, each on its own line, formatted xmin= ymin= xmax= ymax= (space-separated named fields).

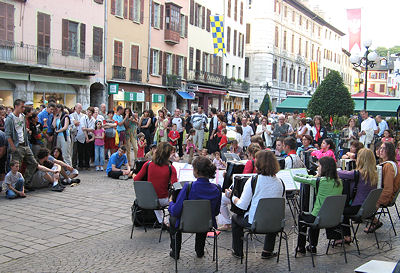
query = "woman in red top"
xmin=242 ymin=143 xmax=261 ymax=174
xmin=133 ymin=142 xmax=178 ymax=224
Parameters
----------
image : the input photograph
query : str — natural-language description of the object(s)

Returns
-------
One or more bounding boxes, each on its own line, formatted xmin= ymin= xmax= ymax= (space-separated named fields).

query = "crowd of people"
xmin=1 ymin=99 xmax=400 ymax=263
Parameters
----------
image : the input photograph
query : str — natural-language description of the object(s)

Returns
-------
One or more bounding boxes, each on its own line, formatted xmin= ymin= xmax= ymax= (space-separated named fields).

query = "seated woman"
xmin=226 ymin=150 xmax=284 ymax=259
xmin=296 ymin=135 xmax=315 ymax=156
xmin=330 ymin=148 xmax=377 ymax=244
xmin=230 ymin=140 xmax=244 ymax=159
xmin=366 ymin=141 xmax=400 ymax=232
xmin=311 ymin=138 xmax=336 ymax=162
xmin=168 ymin=156 xmax=221 ymax=259
xmin=242 ymin=143 xmax=261 ymax=174
xmin=133 ymin=142 xmax=178 ymax=225
xmin=274 ymin=137 xmax=286 ymax=157
xmin=51 ymin=147 xmax=80 ymax=184
xmin=341 ymin=140 xmax=363 ymax=160
xmin=293 ymin=156 xmax=343 ymax=254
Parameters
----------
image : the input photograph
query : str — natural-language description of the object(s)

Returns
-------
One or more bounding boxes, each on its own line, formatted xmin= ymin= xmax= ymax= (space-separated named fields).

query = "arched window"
xmin=281 ymin=62 xmax=286 ymax=82
xmin=275 ymin=26 xmax=279 ymax=47
xmin=303 ymin=68 xmax=307 ymax=86
xmin=272 ymin=59 xmax=277 ymax=80
xmin=297 ymin=67 xmax=301 ymax=85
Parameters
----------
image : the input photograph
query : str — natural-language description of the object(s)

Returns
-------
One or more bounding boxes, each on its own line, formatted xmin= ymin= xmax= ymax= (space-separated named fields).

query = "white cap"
xmin=25 ymin=101 xmax=33 ymax=106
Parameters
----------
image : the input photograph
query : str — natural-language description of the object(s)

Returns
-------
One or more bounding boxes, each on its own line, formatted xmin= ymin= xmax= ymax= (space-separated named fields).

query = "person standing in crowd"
xmin=171 ymin=109 xmax=185 ymax=159
xmin=256 ymin=116 xmax=273 ymax=148
xmin=272 ymin=115 xmax=293 ymax=145
xmin=123 ymin=108 xmax=138 ymax=165
xmin=227 ymin=150 xmax=284 ymax=259
xmin=310 ymin=115 xmax=327 ymax=148
xmin=0 ymin=129 xmax=6 ymax=191
xmin=242 ymin=118 xmax=254 ymax=151
xmin=104 ymin=110 xmax=118 ymax=160
xmin=94 ymin=120 xmax=105 ymax=171
xmin=5 ymin=99 xmax=37 ymax=189
xmin=191 ymin=106 xmax=208 ymax=151
xmin=93 ymin=107 xmax=104 ymax=122
xmin=359 ymin=110 xmax=378 ymax=148
xmin=184 ymin=110 xmax=192 ymax=134
xmin=70 ymin=103 xmax=83 ymax=169
xmin=113 ymin=106 xmax=127 ymax=146
xmin=0 ymin=105 xmax=6 ymax=131
xmin=340 ymin=117 xmax=359 ymax=153
xmin=287 ymin=111 xmax=299 ymax=135
xmin=168 ymin=156 xmax=221 ymax=259
xmin=99 ymin=103 xmax=107 ymax=120
xmin=376 ymin=115 xmax=389 ymax=138
xmin=139 ymin=110 xmax=152 ymax=153
xmin=28 ymin=113 xmax=44 ymax=156
xmin=52 ymin=104 xmax=71 ymax=166
xmin=38 ymin=102 xmax=55 ymax=149
xmin=208 ymin=108 xmax=219 ymax=154
xmin=295 ymin=118 xmax=310 ymax=147
xmin=76 ymin=107 xmax=96 ymax=170
xmin=154 ymin=109 xmax=168 ymax=144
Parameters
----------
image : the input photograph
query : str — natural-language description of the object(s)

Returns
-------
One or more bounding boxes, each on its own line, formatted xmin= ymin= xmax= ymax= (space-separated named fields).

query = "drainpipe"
xmin=147 ymin=0 xmax=152 ymax=82
xmin=104 ymin=0 xmax=108 ymax=107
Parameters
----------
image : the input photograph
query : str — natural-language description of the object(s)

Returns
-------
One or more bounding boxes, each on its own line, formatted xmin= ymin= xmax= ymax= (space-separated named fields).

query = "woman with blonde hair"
xmin=333 ymin=148 xmax=378 ymax=245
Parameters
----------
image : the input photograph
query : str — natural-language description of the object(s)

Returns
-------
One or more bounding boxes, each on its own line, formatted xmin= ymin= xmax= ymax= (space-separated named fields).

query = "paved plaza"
xmin=0 ymin=171 xmax=399 ymax=272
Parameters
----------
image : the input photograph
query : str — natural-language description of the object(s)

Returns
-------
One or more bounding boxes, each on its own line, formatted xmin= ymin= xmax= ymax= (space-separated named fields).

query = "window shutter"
xmin=190 ymin=0 xmax=194 ymax=25
xmin=201 ymin=7 xmax=205 ymax=29
xmin=171 ymin=54 xmax=176 ymax=75
xmin=44 ymin=14 xmax=50 ymax=49
xmin=218 ymin=56 xmax=222 ymax=75
xmin=0 ymin=3 xmax=6 ymax=41
xmin=160 ymin=5 xmax=164 ymax=30
xmin=184 ymin=57 xmax=187 ymax=79
xmin=140 ymin=0 xmax=144 ymax=24
xmin=93 ymin=27 xmax=103 ymax=61
xmin=241 ymin=33 xmax=244 ymax=57
xmin=80 ymin=23 xmax=86 ymax=59
xmin=163 ymin=52 xmax=167 ymax=75
xmin=149 ymin=49 xmax=153 ymax=74
xmin=111 ymin=0 xmax=116 ymax=15
xmin=240 ymin=2 xmax=243 ymax=24
xmin=234 ymin=0 xmax=237 ymax=21
xmin=185 ymin=15 xmax=188 ymax=37
xmin=151 ymin=2 xmax=154 ymax=27
xmin=246 ymin=24 xmax=250 ymax=43
xmin=228 ymin=0 xmax=231 ymax=17
xmin=175 ymin=55 xmax=179 ymax=75
xmin=62 ymin=19 xmax=69 ymax=56
xmin=129 ymin=0 xmax=133 ymax=20
xmin=227 ymin=27 xmax=230 ymax=52
xmin=202 ymin=52 xmax=205 ymax=72
xmin=189 ymin=47 xmax=193 ymax=71
xmin=131 ymin=45 xmax=139 ymax=69
xmin=114 ymin=41 xmax=122 ymax=66
xmin=233 ymin=30 xmax=237 ymax=56
xmin=124 ymin=0 xmax=128 ymax=18
xmin=37 ymin=13 xmax=44 ymax=47
xmin=158 ymin=50 xmax=163 ymax=75
xmin=206 ymin=9 xmax=210 ymax=32
xmin=6 ymin=3 xmax=13 ymax=42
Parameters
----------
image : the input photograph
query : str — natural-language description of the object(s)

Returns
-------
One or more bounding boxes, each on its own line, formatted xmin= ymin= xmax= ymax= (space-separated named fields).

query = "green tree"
xmin=307 ymin=71 xmax=354 ymax=121
xmin=375 ymin=45 xmax=400 ymax=57
xmin=259 ymin=92 xmax=272 ymax=115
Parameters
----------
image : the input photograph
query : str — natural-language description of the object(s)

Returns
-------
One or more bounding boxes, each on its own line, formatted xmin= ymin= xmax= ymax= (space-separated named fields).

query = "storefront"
xmin=151 ymin=94 xmax=165 ymax=113
xmin=195 ymin=87 xmax=227 ymax=113
xmin=224 ymin=91 xmax=248 ymax=111
xmin=111 ymin=89 xmax=145 ymax=113
xmin=0 ymin=79 xmax=15 ymax=107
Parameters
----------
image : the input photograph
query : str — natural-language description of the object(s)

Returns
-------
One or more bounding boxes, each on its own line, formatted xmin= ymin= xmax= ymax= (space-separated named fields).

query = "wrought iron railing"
xmin=112 ymin=65 xmax=126 ymax=80
xmin=0 ymin=40 xmax=100 ymax=73
xmin=187 ymin=70 xmax=228 ymax=86
xmin=130 ymin=68 xmax=142 ymax=82
xmin=227 ymin=80 xmax=250 ymax=91
xmin=162 ymin=74 xmax=182 ymax=87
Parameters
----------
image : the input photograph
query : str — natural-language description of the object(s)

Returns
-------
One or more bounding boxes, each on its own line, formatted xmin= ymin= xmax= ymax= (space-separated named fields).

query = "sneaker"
xmin=306 ymin=245 xmax=317 ymax=254
xmin=100 ymin=166 xmax=104 ymax=171
xmin=261 ymin=251 xmax=277 ymax=259
xmin=96 ymin=166 xmax=99 ymax=171
xmin=51 ymin=184 xmax=64 ymax=192
xmin=169 ymin=250 xmax=180 ymax=260
xmin=196 ymin=251 xmax=204 ymax=258
xmin=70 ymin=178 xmax=81 ymax=184
xmin=119 ymin=175 xmax=129 ymax=180
xmin=231 ymin=250 xmax=243 ymax=259
xmin=60 ymin=179 xmax=72 ymax=185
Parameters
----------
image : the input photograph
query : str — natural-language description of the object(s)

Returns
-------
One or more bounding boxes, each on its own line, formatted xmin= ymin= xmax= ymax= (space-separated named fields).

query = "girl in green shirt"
xmin=294 ymin=156 xmax=343 ymax=254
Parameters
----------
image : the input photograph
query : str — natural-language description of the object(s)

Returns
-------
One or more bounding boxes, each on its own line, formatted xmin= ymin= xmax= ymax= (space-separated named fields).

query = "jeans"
xmin=125 ymin=132 xmax=138 ymax=164
xmin=297 ymin=213 xmax=319 ymax=248
xmin=6 ymin=178 xmax=24 ymax=199
xmin=194 ymin=129 xmax=204 ymax=150
xmin=94 ymin=145 xmax=105 ymax=166
xmin=10 ymin=145 xmax=38 ymax=187
xmin=57 ymin=134 xmax=71 ymax=166
xmin=218 ymin=194 xmax=231 ymax=225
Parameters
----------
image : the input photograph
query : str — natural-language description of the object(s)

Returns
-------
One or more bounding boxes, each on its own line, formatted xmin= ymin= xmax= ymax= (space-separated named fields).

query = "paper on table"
xmin=290 ymin=168 xmax=308 ymax=189
xmin=178 ymin=168 xmax=196 ymax=182
xmin=211 ymin=170 xmax=225 ymax=186
xmin=354 ymin=260 xmax=397 ymax=273
xmin=276 ymin=170 xmax=298 ymax=191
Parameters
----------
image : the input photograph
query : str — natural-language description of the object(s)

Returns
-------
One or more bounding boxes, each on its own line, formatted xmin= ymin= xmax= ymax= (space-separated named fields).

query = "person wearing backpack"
xmin=365 ymin=141 xmax=400 ymax=233
xmin=226 ymin=150 xmax=284 ymax=259
xmin=190 ymin=106 xmax=208 ymax=150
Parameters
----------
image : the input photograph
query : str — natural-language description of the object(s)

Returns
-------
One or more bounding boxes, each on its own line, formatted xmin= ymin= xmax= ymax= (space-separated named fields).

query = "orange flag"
xmin=310 ymin=61 xmax=318 ymax=84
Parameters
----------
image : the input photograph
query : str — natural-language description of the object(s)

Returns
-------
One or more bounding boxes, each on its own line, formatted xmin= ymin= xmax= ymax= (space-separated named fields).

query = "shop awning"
xmin=197 ymin=87 xmax=227 ymax=95
xmin=176 ymin=91 xmax=195 ymax=100
xmin=276 ymin=96 xmax=400 ymax=116
xmin=228 ymin=91 xmax=249 ymax=98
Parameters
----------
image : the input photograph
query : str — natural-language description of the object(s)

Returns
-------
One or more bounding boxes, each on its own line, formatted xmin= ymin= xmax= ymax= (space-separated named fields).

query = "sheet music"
xmin=290 ymin=168 xmax=308 ymax=189
xmin=211 ymin=170 xmax=225 ymax=186
xmin=178 ymin=168 xmax=196 ymax=182
xmin=276 ymin=170 xmax=298 ymax=191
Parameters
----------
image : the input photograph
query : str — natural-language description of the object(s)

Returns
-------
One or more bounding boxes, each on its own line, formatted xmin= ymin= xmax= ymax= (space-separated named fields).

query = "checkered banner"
xmin=210 ymin=15 xmax=226 ymax=55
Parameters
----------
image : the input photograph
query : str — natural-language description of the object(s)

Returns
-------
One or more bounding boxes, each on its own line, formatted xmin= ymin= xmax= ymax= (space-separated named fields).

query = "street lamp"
xmin=350 ymin=40 xmax=378 ymax=111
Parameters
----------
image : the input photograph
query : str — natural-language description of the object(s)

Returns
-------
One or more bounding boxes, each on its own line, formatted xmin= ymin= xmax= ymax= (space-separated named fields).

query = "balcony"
xmin=187 ymin=70 xmax=228 ymax=87
xmin=0 ymin=40 xmax=100 ymax=75
xmin=130 ymin=68 xmax=142 ymax=82
xmin=162 ymin=74 xmax=182 ymax=88
xmin=227 ymin=79 xmax=250 ymax=91
xmin=164 ymin=29 xmax=180 ymax=45
xmin=112 ymin=65 xmax=126 ymax=80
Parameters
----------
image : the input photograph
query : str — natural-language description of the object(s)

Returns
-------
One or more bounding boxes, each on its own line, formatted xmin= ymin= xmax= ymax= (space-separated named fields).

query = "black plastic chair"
xmin=175 ymin=200 xmax=218 ymax=273
xmin=130 ymin=181 xmax=168 ymax=243
xmin=242 ymin=198 xmax=290 ymax=272
xmin=342 ymin=188 xmax=383 ymax=254
xmin=296 ymin=195 xmax=347 ymax=267
xmin=376 ymin=187 xmax=400 ymax=236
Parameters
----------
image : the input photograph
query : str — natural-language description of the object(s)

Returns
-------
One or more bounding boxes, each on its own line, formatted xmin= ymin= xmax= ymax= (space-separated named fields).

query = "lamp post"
xmin=350 ymin=40 xmax=378 ymax=111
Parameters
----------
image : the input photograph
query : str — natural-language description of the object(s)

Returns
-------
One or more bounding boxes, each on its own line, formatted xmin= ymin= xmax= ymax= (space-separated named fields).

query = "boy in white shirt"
xmin=5 ymin=161 xmax=26 ymax=199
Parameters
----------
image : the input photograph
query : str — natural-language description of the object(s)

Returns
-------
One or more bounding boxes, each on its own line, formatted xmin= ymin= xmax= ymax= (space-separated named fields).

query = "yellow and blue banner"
xmin=210 ymin=15 xmax=226 ymax=55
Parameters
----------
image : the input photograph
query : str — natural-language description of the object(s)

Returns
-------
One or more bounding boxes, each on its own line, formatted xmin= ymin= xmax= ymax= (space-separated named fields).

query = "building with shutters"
xmin=0 ymin=0 xmax=105 ymax=109
xmin=245 ymin=0 xmax=347 ymax=111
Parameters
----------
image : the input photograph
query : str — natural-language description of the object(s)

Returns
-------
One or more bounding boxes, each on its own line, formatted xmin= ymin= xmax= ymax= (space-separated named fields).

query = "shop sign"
xmin=124 ymin=91 xmax=145 ymax=102
xmin=108 ymin=83 xmax=119 ymax=94
xmin=152 ymin=94 xmax=165 ymax=103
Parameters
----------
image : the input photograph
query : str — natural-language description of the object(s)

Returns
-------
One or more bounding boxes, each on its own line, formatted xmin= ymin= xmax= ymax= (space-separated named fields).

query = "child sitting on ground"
xmin=5 ymin=161 xmax=26 ymax=199
xmin=169 ymin=146 xmax=180 ymax=162
xmin=145 ymin=143 xmax=157 ymax=160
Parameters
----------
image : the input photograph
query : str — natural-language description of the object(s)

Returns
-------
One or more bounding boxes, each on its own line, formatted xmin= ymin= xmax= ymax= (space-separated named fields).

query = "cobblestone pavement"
xmin=0 ymin=171 xmax=399 ymax=272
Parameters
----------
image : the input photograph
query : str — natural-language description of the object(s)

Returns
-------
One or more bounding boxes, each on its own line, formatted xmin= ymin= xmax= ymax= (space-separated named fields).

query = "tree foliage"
xmin=375 ymin=45 xmax=400 ymax=57
xmin=259 ymin=92 xmax=272 ymax=115
xmin=307 ymin=71 xmax=354 ymax=121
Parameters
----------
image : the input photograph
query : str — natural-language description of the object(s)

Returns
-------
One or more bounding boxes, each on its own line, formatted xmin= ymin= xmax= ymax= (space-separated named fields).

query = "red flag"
xmin=329 ymin=116 xmax=333 ymax=126
xmin=347 ymin=9 xmax=361 ymax=53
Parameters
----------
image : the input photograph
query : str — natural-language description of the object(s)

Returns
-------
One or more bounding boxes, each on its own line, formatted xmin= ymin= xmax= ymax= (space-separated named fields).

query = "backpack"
xmin=105 ymin=126 xmax=115 ymax=138
xmin=192 ymin=115 xmax=204 ymax=130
